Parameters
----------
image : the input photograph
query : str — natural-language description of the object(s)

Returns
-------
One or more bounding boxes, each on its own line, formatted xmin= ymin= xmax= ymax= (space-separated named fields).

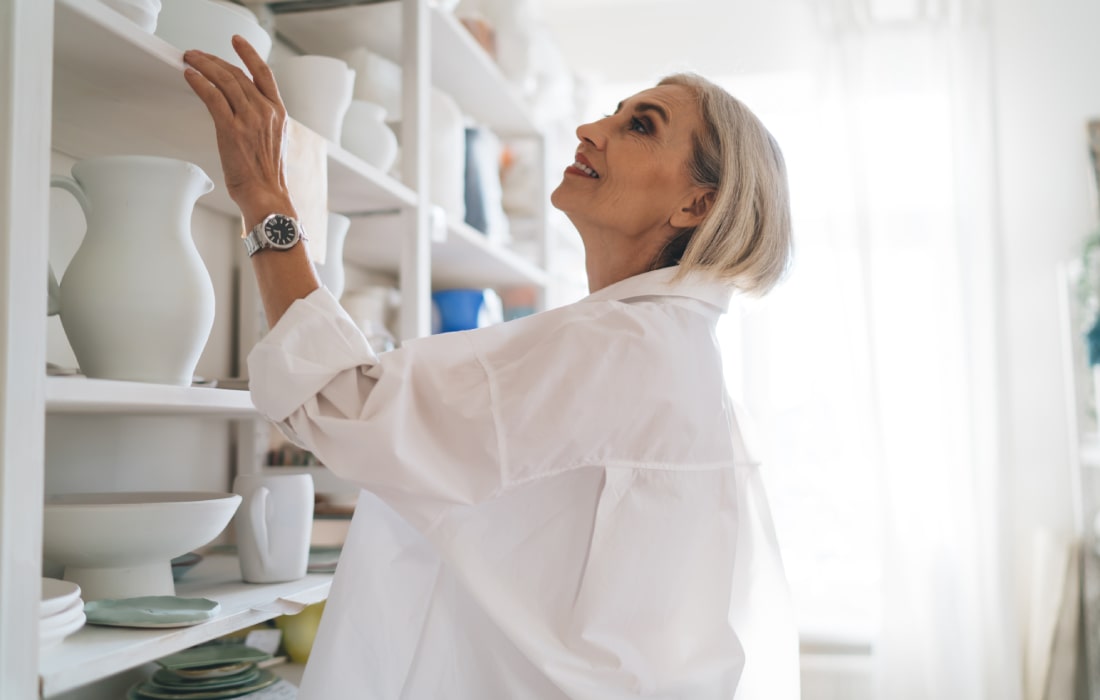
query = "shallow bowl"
xmin=155 ymin=0 xmax=272 ymax=74
xmin=43 ymin=491 xmax=241 ymax=601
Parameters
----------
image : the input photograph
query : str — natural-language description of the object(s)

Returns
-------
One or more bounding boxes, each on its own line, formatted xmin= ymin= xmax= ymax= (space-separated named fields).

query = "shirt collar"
xmin=581 ymin=267 xmax=733 ymax=312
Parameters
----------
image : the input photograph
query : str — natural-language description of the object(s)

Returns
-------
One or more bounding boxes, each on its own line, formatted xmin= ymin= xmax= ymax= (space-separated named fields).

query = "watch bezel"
xmin=260 ymin=213 xmax=301 ymax=251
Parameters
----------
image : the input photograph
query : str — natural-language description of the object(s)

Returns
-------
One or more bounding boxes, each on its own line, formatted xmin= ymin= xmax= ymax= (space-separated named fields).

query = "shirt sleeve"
xmin=247 ymin=289 xmax=501 ymax=532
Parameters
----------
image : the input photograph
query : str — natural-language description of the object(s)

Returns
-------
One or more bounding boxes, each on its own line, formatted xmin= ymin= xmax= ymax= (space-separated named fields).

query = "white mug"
xmin=232 ymin=473 xmax=314 ymax=583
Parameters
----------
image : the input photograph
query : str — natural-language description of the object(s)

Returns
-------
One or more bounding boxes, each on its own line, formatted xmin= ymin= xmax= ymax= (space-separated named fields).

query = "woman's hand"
xmin=182 ymin=36 xmax=296 ymax=230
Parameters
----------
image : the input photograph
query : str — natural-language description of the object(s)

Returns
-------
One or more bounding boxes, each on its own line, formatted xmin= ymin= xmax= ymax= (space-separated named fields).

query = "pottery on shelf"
xmin=429 ymin=89 xmax=466 ymax=222
xmin=341 ymin=101 xmax=398 ymax=173
xmin=275 ymin=55 xmax=355 ymax=143
xmin=340 ymin=47 xmax=402 ymax=120
xmin=155 ymin=0 xmax=272 ymax=75
xmin=314 ymin=212 xmax=351 ymax=300
xmin=51 ymin=155 xmax=216 ymax=386
xmin=101 ymin=0 xmax=162 ymax=32
xmin=42 ymin=491 xmax=241 ymax=602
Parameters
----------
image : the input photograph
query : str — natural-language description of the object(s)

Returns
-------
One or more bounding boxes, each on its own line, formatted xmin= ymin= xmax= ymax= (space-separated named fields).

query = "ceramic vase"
xmin=314 ymin=212 xmax=351 ymax=300
xmin=276 ymin=55 xmax=355 ymax=143
xmin=430 ymin=89 xmax=466 ymax=222
xmin=51 ymin=155 xmax=216 ymax=385
xmin=341 ymin=101 xmax=398 ymax=173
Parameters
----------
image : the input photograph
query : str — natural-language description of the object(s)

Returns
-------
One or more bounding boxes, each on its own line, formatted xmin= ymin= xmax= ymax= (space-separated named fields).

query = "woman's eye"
xmin=629 ymin=116 xmax=650 ymax=134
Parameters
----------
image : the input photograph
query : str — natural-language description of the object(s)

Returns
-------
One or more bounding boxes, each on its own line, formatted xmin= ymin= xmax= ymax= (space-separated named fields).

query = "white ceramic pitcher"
xmin=51 ymin=155 xmax=216 ymax=385
xmin=233 ymin=473 xmax=314 ymax=584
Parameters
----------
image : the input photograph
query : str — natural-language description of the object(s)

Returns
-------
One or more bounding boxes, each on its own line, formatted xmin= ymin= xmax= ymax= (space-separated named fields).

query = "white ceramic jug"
xmin=51 ymin=156 xmax=216 ymax=385
xmin=233 ymin=473 xmax=314 ymax=584
xmin=342 ymin=100 xmax=398 ymax=173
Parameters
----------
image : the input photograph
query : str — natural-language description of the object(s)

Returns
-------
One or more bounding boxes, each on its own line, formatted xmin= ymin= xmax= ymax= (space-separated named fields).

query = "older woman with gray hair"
xmin=183 ymin=35 xmax=798 ymax=700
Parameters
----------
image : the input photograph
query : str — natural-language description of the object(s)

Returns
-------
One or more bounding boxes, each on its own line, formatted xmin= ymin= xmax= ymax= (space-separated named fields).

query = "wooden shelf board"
xmin=46 ymin=377 xmax=258 ymax=416
xmin=275 ymin=3 xmax=538 ymax=137
xmin=38 ymin=555 xmax=332 ymax=697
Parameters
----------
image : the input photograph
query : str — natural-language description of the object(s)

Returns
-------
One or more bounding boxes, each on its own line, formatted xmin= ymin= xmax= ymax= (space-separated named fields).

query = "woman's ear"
xmin=670 ymin=188 xmax=716 ymax=229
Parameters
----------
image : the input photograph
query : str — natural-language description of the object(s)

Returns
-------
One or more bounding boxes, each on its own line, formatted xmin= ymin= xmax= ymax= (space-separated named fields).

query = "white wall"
xmin=990 ymin=0 xmax=1100 ymax=621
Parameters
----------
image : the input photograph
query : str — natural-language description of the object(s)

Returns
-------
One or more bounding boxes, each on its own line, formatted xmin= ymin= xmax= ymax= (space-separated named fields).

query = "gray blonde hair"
xmin=655 ymin=73 xmax=792 ymax=296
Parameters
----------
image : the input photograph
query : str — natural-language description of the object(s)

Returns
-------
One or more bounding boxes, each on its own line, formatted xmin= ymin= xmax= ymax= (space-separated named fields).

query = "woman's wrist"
xmin=238 ymin=190 xmax=299 ymax=233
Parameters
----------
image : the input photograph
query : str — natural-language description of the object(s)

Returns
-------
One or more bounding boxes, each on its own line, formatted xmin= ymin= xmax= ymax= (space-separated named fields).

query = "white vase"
xmin=50 ymin=155 xmax=216 ymax=385
xmin=275 ymin=55 xmax=355 ymax=143
xmin=342 ymin=101 xmax=399 ymax=173
xmin=430 ymin=89 xmax=466 ymax=222
xmin=340 ymin=47 xmax=403 ymax=120
xmin=314 ymin=212 xmax=351 ymax=300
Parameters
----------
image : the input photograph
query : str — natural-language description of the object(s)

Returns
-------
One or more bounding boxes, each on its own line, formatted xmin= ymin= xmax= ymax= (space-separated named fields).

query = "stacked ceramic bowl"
xmin=40 ymin=577 xmax=86 ymax=651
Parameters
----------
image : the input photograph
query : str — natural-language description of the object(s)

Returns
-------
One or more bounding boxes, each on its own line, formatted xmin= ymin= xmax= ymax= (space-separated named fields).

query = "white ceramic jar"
xmin=50 ymin=155 xmax=216 ymax=386
xmin=275 ymin=55 xmax=355 ymax=143
xmin=341 ymin=101 xmax=398 ymax=173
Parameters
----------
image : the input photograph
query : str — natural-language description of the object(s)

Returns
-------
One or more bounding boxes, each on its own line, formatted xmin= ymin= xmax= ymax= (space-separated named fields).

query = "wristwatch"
xmin=244 ymin=213 xmax=308 ymax=257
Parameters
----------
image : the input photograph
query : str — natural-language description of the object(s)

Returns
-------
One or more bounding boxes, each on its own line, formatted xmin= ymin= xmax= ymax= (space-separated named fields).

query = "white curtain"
xmin=719 ymin=1 xmax=1018 ymax=697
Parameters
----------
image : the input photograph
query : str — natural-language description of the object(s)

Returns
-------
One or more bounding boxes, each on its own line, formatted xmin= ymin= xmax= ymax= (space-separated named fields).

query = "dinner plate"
xmin=84 ymin=596 xmax=220 ymax=628
xmin=39 ymin=610 xmax=85 ymax=650
xmin=127 ymin=669 xmax=278 ymax=699
xmin=40 ymin=597 xmax=86 ymax=635
xmin=41 ymin=577 xmax=81 ymax=618
xmin=149 ymin=666 xmax=260 ymax=691
xmin=155 ymin=644 xmax=271 ymax=670
xmin=169 ymin=662 xmax=254 ymax=679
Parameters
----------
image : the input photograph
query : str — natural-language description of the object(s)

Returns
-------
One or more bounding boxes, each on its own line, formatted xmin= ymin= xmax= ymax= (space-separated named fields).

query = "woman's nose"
xmin=576 ymin=118 xmax=607 ymax=150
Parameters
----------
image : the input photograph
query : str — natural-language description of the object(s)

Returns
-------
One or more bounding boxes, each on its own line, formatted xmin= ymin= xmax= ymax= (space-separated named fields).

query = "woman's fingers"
xmin=183 ymin=50 xmax=252 ymax=116
xmin=183 ymin=66 xmax=233 ymax=124
xmin=232 ymin=35 xmax=284 ymax=107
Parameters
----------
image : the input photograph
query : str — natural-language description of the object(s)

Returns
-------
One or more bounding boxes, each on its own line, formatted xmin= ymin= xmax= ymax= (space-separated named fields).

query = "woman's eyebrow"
xmin=614 ymin=100 xmax=670 ymax=125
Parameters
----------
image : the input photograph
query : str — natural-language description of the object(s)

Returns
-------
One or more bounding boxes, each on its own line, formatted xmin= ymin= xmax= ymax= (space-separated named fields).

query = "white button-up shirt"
xmin=248 ymin=267 xmax=800 ymax=699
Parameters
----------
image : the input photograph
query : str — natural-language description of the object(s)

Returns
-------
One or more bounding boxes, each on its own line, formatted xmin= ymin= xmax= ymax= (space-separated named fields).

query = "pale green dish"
xmin=84 ymin=596 xmax=220 ymax=628
xmin=155 ymin=644 xmax=272 ymax=670
xmin=127 ymin=669 xmax=278 ymax=699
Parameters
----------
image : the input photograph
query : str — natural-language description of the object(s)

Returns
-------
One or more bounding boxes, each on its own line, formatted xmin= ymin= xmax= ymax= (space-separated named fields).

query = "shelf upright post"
xmin=0 ymin=0 xmax=53 ymax=695
xmin=398 ymin=0 xmax=431 ymax=341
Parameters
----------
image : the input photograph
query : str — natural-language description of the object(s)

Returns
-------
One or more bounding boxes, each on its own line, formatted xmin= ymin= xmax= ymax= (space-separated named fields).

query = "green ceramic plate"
xmin=170 ymin=662 xmax=254 ymax=679
xmin=149 ymin=667 xmax=260 ymax=691
xmin=128 ymin=669 xmax=278 ymax=699
xmin=84 ymin=597 xmax=220 ymax=628
xmin=155 ymin=644 xmax=272 ymax=670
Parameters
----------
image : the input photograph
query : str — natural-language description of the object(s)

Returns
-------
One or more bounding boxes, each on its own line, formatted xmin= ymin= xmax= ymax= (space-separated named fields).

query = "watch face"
xmin=264 ymin=216 xmax=297 ymax=247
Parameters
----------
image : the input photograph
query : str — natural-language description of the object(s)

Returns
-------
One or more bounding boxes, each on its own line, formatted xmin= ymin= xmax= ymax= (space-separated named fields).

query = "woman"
xmin=183 ymin=36 xmax=798 ymax=700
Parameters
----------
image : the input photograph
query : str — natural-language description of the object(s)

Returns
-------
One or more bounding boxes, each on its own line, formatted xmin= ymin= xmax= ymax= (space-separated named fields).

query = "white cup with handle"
xmin=232 ymin=473 xmax=314 ymax=583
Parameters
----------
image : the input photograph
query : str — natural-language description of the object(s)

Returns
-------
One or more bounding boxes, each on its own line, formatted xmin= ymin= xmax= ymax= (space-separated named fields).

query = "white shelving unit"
xmin=0 ymin=0 xmax=550 ymax=696
xmin=38 ymin=555 xmax=332 ymax=697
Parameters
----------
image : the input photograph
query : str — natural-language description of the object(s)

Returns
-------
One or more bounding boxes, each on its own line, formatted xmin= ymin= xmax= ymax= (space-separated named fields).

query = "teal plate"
xmin=156 ymin=644 xmax=272 ymax=670
xmin=128 ymin=669 xmax=277 ymax=699
xmin=84 ymin=597 xmax=220 ymax=628
xmin=149 ymin=667 xmax=260 ymax=691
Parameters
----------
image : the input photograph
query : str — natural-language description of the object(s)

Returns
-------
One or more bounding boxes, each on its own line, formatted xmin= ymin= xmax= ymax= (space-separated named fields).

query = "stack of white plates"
xmin=40 ymin=577 xmax=85 ymax=650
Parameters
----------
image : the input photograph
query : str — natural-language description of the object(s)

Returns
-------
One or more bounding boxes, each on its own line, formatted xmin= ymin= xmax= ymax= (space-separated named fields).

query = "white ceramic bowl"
xmin=155 ymin=0 xmax=272 ymax=74
xmin=101 ymin=0 xmax=162 ymax=33
xmin=43 ymin=491 xmax=241 ymax=602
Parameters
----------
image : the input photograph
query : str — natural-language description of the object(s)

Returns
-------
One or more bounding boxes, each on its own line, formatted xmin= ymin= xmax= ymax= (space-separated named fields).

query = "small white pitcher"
xmin=232 ymin=473 xmax=314 ymax=583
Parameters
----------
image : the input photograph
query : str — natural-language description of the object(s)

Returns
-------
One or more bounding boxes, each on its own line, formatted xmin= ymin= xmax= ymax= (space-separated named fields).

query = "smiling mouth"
xmin=571 ymin=160 xmax=600 ymax=178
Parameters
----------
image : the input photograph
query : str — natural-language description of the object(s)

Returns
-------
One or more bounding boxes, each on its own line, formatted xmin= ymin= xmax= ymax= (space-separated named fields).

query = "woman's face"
xmin=550 ymin=84 xmax=709 ymax=246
